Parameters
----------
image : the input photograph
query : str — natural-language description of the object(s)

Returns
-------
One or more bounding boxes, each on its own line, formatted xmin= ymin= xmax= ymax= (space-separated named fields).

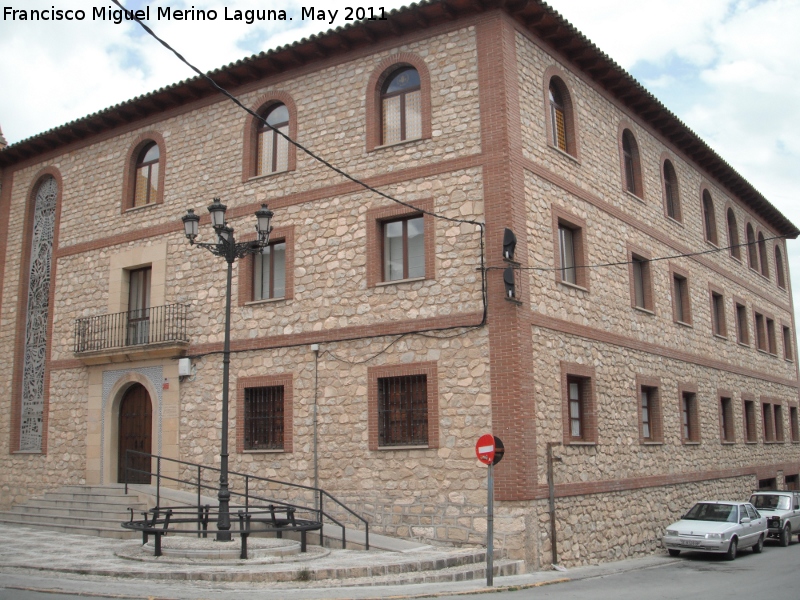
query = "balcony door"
xmin=117 ymin=383 xmax=152 ymax=483
xmin=127 ymin=267 xmax=151 ymax=345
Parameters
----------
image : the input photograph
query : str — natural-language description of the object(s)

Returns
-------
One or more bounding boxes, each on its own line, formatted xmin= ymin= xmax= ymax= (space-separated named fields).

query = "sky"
xmin=1 ymin=0 xmax=799 ymax=323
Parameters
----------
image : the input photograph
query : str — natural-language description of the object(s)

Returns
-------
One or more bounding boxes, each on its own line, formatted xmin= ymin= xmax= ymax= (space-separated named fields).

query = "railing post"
xmin=319 ymin=492 xmax=324 ymax=548
xmin=124 ymin=450 xmax=129 ymax=494
xmin=156 ymin=455 xmax=161 ymax=508
xmin=197 ymin=465 xmax=201 ymax=510
xmin=245 ymin=476 xmax=249 ymax=512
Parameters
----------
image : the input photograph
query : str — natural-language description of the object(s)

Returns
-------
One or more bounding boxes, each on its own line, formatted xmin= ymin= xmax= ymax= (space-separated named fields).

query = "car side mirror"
xmin=740 ymin=517 xmax=751 ymax=524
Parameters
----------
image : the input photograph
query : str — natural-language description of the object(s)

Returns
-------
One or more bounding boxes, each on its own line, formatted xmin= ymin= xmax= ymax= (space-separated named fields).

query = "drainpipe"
xmin=547 ymin=443 xmax=563 ymax=568
xmin=311 ymin=344 xmax=320 ymax=510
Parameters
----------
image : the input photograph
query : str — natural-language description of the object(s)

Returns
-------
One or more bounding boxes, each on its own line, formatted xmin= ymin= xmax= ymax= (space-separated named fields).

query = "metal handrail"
xmin=74 ymin=303 xmax=189 ymax=353
xmin=123 ymin=450 xmax=369 ymax=550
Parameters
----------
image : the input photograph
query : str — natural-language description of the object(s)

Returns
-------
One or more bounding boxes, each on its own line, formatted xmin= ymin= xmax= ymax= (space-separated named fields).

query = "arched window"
xmin=256 ymin=103 xmax=290 ymax=176
xmin=621 ymin=129 xmax=642 ymax=197
xmin=775 ymin=245 xmax=786 ymax=289
xmin=381 ymin=67 xmax=422 ymax=145
xmin=663 ymin=159 xmax=680 ymax=221
xmin=549 ymin=83 xmax=567 ymax=152
xmin=726 ymin=208 xmax=740 ymax=259
xmin=758 ymin=232 xmax=770 ymax=278
xmin=133 ymin=142 xmax=160 ymax=208
xmin=746 ymin=223 xmax=758 ymax=270
xmin=547 ymin=76 xmax=577 ymax=156
xmin=702 ymin=190 xmax=718 ymax=245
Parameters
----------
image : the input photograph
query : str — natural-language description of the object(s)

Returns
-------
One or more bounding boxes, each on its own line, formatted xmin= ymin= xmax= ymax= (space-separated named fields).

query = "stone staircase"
xmin=0 ymin=484 xmax=145 ymax=539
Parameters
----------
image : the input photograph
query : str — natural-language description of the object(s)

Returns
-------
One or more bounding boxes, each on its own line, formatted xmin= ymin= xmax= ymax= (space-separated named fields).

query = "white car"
xmin=749 ymin=491 xmax=800 ymax=546
xmin=662 ymin=501 xmax=767 ymax=560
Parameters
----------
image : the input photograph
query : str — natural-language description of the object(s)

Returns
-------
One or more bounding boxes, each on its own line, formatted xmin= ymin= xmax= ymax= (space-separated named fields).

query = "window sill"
xmin=243 ymin=449 xmax=285 ymax=454
xmin=245 ymin=297 xmax=287 ymax=307
xmin=505 ymin=296 xmax=523 ymax=306
xmin=713 ymin=334 xmax=728 ymax=341
xmin=785 ymin=358 xmax=794 ymax=363
xmin=763 ymin=440 xmax=784 ymax=445
xmin=633 ymin=306 xmax=655 ymax=316
xmin=567 ymin=441 xmax=596 ymax=446
xmin=745 ymin=440 xmax=758 ymax=444
xmin=681 ymin=441 xmax=702 ymax=446
xmin=624 ymin=190 xmax=645 ymax=204
xmin=12 ymin=450 xmax=43 ymax=455
xmin=373 ymin=136 xmax=426 ymax=152
xmin=737 ymin=341 xmax=751 ymax=348
xmin=705 ymin=240 xmax=719 ymax=250
xmin=558 ymin=280 xmax=588 ymax=293
xmin=376 ymin=276 xmax=426 ymax=287
xmin=642 ymin=441 xmax=663 ymax=446
xmin=247 ymin=169 xmax=290 ymax=182
xmin=376 ymin=444 xmax=430 ymax=451
xmin=547 ymin=143 xmax=580 ymax=165
xmin=125 ymin=202 xmax=159 ymax=213
xmin=665 ymin=215 xmax=684 ymax=227
xmin=674 ymin=320 xmax=693 ymax=328
xmin=721 ymin=440 xmax=737 ymax=445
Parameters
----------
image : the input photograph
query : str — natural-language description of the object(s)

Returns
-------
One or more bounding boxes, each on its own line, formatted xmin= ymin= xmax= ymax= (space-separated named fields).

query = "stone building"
xmin=1 ymin=0 xmax=798 ymax=568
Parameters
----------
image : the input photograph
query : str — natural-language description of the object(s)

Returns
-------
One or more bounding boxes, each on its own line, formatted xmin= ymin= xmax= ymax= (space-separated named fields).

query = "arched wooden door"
xmin=117 ymin=383 xmax=152 ymax=484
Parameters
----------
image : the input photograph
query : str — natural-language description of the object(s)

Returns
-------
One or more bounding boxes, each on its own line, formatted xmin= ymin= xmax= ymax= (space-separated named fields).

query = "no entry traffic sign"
xmin=475 ymin=433 xmax=495 ymax=465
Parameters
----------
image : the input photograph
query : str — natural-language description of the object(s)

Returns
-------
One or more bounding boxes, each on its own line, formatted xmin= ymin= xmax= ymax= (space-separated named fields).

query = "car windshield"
xmin=684 ymin=503 xmax=738 ymax=523
xmin=749 ymin=495 xmax=790 ymax=510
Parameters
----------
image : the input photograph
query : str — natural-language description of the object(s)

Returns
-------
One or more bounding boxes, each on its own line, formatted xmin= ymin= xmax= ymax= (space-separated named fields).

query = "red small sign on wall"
xmin=475 ymin=433 xmax=495 ymax=465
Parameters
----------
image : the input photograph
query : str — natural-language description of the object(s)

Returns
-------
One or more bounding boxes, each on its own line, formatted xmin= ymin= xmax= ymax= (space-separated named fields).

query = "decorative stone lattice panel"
xmin=20 ymin=176 xmax=57 ymax=451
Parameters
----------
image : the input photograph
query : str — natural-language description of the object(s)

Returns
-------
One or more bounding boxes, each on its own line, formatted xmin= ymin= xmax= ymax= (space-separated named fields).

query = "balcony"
xmin=74 ymin=303 xmax=189 ymax=365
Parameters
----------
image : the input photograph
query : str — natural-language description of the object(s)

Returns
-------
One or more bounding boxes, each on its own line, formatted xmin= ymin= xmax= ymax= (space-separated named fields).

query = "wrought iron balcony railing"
xmin=74 ymin=303 xmax=189 ymax=353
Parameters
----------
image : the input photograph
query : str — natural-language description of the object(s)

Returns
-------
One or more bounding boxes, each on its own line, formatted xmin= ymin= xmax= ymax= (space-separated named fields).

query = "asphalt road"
xmin=1 ymin=541 xmax=798 ymax=600
xmin=439 ymin=540 xmax=800 ymax=600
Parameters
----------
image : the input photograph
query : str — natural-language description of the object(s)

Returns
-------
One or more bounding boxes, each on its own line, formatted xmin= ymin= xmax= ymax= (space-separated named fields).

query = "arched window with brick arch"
xmin=727 ymin=207 xmax=740 ymax=259
xmin=662 ymin=158 xmax=681 ymax=221
xmin=775 ymin=244 xmax=786 ymax=289
xmin=242 ymin=92 xmax=297 ymax=181
xmin=123 ymin=133 xmax=166 ymax=211
xmin=620 ymin=127 xmax=643 ymax=198
xmin=746 ymin=223 xmax=758 ymax=270
xmin=702 ymin=189 xmax=718 ymax=246
xmin=545 ymin=74 xmax=578 ymax=157
xmin=366 ymin=54 xmax=431 ymax=152
xmin=758 ymin=231 xmax=770 ymax=279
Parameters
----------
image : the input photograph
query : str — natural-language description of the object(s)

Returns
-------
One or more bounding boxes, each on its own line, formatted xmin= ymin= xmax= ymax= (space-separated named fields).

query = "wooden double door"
xmin=117 ymin=383 xmax=152 ymax=484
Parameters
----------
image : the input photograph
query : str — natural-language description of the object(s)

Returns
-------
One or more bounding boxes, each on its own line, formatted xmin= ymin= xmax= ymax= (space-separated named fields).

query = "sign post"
xmin=475 ymin=434 xmax=504 ymax=587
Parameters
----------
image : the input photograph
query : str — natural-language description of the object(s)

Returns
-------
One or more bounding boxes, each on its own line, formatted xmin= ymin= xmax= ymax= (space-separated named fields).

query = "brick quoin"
xmin=477 ymin=12 xmax=537 ymax=501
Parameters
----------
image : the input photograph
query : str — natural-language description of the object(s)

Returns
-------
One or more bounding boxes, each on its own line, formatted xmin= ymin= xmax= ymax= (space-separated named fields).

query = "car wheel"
xmin=780 ymin=525 xmax=790 ymax=547
xmin=724 ymin=538 xmax=737 ymax=561
xmin=668 ymin=549 xmax=680 ymax=557
xmin=753 ymin=534 xmax=764 ymax=553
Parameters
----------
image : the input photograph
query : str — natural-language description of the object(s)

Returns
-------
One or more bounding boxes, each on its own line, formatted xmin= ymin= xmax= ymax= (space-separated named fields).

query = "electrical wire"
xmin=490 ymin=232 xmax=790 ymax=273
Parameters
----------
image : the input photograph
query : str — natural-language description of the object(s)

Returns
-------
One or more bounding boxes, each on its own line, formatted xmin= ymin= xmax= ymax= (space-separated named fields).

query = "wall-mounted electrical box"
xmin=178 ymin=357 xmax=192 ymax=377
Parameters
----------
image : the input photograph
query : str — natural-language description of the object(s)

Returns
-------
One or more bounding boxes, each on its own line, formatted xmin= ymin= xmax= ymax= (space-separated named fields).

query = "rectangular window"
xmin=632 ymin=255 xmax=652 ymax=310
xmin=711 ymin=291 xmax=726 ymax=337
xmin=767 ymin=318 xmax=777 ymax=355
xmin=744 ymin=399 xmax=757 ymax=442
xmin=568 ymin=378 xmax=583 ymax=439
xmin=790 ymin=407 xmax=799 ymax=442
xmin=720 ymin=396 xmax=734 ymax=442
xmin=736 ymin=303 xmax=749 ymax=345
xmin=774 ymin=405 xmax=784 ymax=442
xmin=681 ymin=391 xmax=698 ymax=442
xmin=783 ymin=326 xmax=794 ymax=361
xmin=558 ymin=225 xmax=577 ymax=285
xmin=253 ymin=241 xmax=286 ymax=300
xmin=378 ymin=375 xmax=428 ymax=446
xmin=383 ymin=216 xmax=424 ymax=282
xmin=673 ymin=274 xmax=691 ymax=324
xmin=763 ymin=403 xmax=775 ymax=442
xmin=755 ymin=312 xmax=767 ymax=352
xmin=244 ymin=386 xmax=284 ymax=450
xmin=640 ymin=386 xmax=660 ymax=441
xmin=127 ymin=267 xmax=151 ymax=345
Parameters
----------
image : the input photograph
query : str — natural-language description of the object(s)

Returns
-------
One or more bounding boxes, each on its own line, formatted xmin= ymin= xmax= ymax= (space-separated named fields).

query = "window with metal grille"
xmin=378 ymin=375 xmax=428 ymax=446
xmin=244 ymin=386 xmax=284 ymax=450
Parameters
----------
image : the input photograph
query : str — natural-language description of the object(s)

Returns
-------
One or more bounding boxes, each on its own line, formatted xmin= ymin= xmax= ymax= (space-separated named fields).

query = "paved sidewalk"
xmin=0 ymin=524 xmax=676 ymax=599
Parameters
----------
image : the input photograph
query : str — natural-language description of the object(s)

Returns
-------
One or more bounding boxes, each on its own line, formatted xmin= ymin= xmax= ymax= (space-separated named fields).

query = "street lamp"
xmin=181 ymin=198 xmax=274 ymax=542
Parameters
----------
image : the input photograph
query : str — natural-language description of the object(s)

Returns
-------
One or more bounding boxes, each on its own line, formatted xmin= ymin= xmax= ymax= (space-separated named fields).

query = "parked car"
xmin=749 ymin=491 xmax=800 ymax=546
xmin=662 ymin=501 xmax=767 ymax=560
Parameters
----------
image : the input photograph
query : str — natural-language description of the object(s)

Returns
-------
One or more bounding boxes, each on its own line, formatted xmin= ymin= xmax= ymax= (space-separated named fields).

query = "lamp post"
xmin=182 ymin=198 xmax=274 ymax=542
